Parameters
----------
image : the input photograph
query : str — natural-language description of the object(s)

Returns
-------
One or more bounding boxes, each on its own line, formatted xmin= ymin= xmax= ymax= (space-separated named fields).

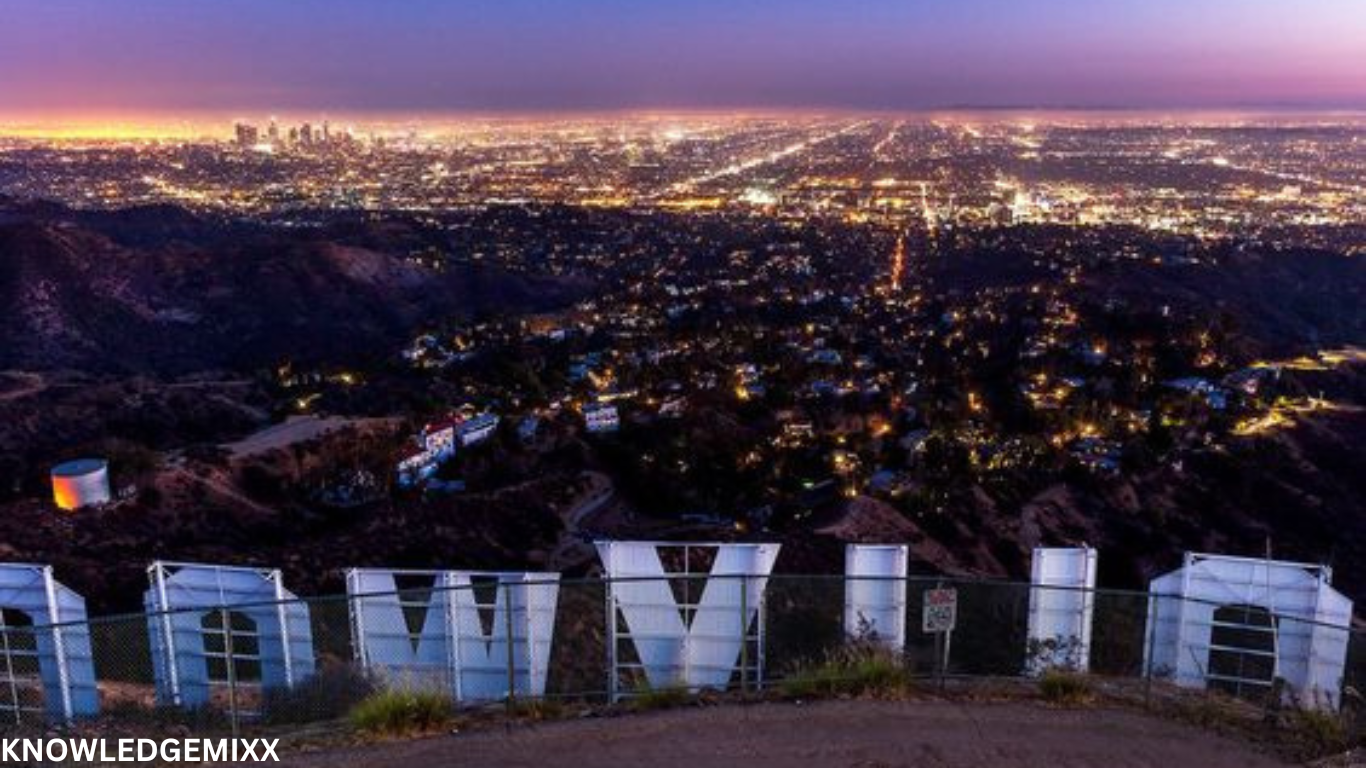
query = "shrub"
xmin=1038 ymin=669 xmax=1093 ymax=706
xmin=628 ymin=685 xmax=695 ymax=712
xmin=1282 ymin=707 xmax=1349 ymax=758
xmin=1166 ymin=691 xmax=1250 ymax=732
xmin=1025 ymin=636 xmax=1086 ymax=675
xmin=348 ymin=688 xmax=453 ymax=736
xmin=781 ymin=645 xmax=912 ymax=700
xmin=262 ymin=663 xmax=378 ymax=725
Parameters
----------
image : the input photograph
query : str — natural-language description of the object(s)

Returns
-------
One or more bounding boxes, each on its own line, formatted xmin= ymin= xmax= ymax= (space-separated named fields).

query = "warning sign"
xmin=922 ymin=588 xmax=957 ymax=633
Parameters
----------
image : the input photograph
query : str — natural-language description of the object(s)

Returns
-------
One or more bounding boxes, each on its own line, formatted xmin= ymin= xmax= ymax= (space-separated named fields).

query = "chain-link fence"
xmin=1 ymin=574 xmax=1362 ymax=737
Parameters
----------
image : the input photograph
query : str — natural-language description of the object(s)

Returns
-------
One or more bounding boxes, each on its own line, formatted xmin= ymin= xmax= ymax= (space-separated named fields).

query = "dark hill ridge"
xmin=931 ymin=227 xmax=1366 ymax=358
xmin=1078 ymin=247 xmax=1366 ymax=357
xmin=0 ymin=202 xmax=588 ymax=374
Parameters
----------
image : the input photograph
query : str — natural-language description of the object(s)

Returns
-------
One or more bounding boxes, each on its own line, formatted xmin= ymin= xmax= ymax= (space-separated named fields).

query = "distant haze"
xmin=1 ymin=0 xmax=1364 ymax=115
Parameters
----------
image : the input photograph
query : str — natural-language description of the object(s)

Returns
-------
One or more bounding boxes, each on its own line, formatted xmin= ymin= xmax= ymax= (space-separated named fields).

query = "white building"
xmin=657 ymin=396 xmax=687 ymax=419
xmin=584 ymin=403 xmax=620 ymax=433
xmin=457 ymin=413 xmax=500 ymax=446
xmin=395 ymin=446 xmax=439 ymax=488
xmin=421 ymin=418 xmax=460 ymax=460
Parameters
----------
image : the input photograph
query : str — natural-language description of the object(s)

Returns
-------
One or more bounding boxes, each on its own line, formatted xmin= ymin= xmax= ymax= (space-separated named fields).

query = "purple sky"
xmin=1 ymin=0 xmax=1363 ymax=115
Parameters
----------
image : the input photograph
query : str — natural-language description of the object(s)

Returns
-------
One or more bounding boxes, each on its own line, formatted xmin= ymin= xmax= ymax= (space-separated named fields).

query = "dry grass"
xmin=627 ymin=685 xmax=696 ymax=712
xmin=780 ymin=645 xmax=913 ymax=700
xmin=348 ymin=689 xmax=454 ymax=736
xmin=1038 ymin=670 xmax=1094 ymax=706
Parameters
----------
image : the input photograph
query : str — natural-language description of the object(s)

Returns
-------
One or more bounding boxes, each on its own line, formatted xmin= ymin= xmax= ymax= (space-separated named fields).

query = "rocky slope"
xmin=0 ymin=199 xmax=586 ymax=373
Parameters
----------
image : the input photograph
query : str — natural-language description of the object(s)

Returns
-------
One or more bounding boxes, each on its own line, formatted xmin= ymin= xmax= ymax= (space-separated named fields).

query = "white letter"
xmin=72 ymin=739 xmax=98 ymax=761
xmin=205 ymin=739 xmax=229 ymax=762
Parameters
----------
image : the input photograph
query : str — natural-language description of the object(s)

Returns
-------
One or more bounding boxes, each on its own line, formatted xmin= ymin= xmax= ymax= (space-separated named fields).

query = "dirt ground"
xmin=272 ymin=700 xmax=1290 ymax=768
xmin=222 ymin=415 xmax=396 ymax=458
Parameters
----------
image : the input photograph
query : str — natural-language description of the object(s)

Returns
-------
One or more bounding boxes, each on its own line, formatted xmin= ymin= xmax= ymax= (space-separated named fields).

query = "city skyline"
xmin=9 ymin=108 xmax=1366 ymax=144
xmin=1 ymin=0 xmax=1364 ymax=118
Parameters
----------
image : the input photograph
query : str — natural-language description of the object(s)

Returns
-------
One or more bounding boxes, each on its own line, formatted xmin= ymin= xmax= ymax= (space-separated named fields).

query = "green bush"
xmin=262 ymin=663 xmax=378 ymax=725
xmin=781 ymin=645 xmax=912 ymax=700
xmin=1038 ymin=669 xmax=1093 ymax=706
xmin=348 ymin=688 xmax=454 ymax=736
xmin=1282 ymin=707 xmax=1349 ymax=758
xmin=628 ymin=685 xmax=695 ymax=712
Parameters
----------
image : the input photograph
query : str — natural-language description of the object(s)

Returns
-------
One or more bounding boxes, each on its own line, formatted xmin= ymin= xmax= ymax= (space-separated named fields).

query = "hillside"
xmin=0 ymin=202 xmax=1363 ymax=614
xmin=0 ymin=200 xmax=587 ymax=374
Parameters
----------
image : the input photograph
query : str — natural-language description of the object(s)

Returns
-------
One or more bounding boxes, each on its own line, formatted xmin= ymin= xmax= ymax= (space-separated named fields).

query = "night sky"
xmin=1 ymin=0 xmax=1363 ymax=115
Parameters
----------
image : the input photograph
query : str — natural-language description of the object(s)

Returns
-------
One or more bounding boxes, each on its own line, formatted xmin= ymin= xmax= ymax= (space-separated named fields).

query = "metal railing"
xmin=0 ymin=575 xmax=1360 ymax=735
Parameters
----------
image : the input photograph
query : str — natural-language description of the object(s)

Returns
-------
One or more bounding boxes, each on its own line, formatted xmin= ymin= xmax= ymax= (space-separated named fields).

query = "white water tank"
xmin=51 ymin=458 xmax=111 ymax=511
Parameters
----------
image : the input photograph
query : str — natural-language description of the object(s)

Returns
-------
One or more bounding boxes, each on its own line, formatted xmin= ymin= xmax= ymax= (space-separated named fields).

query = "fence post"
xmin=41 ymin=567 xmax=74 ymax=723
xmin=739 ymin=574 xmax=749 ymax=695
xmin=756 ymin=575 xmax=767 ymax=693
xmin=0 ymin=613 xmax=20 ymax=724
xmin=221 ymin=607 xmax=240 ymax=738
xmin=942 ymin=626 xmax=954 ymax=688
xmin=504 ymin=580 xmax=517 ymax=712
xmin=604 ymin=571 xmax=619 ymax=703
xmin=934 ymin=580 xmax=947 ymax=692
xmin=1143 ymin=593 xmax=1157 ymax=710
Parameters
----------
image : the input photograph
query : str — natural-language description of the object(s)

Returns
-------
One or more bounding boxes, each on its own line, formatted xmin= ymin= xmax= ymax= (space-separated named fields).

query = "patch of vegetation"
xmin=263 ymin=663 xmax=378 ymax=725
xmin=348 ymin=688 xmax=454 ymax=736
xmin=505 ymin=698 xmax=565 ymax=721
xmin=1155 ymin=686 xmax=1355 ymax=761
xmin=780 ymin=645 xmax=912 ymax=700
xmin=1038 ymin=670 xmax=1094 ymax=706
xmin=97 ymin=701 xmax=234 ymax=733
xmin=1279 ymin=707 xmax=1350 ymax=759
xmin=627 ymin=684 xmax=695 ymax=712
xmin=1166 ymin=693 xmax=1249 ymax=731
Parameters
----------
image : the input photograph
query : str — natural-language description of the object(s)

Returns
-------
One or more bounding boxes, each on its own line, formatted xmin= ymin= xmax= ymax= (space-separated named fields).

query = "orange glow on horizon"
xmin=0 ymin=119 xmax=223 ymax=142
xmin=5 ymin=108 xmax=1361 ymax=144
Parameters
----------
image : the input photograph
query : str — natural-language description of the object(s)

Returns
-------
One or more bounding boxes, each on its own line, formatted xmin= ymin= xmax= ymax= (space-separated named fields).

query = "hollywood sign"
xmin=345 ymin=569 xmax=560 ymax=701
xmin=0 ymin=545 xmax=1354 ymax=721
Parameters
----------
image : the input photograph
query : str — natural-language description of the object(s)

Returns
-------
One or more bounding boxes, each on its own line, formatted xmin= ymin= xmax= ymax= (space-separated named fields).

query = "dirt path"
xmin=272 ymin=700 xmax=1288 ymax=768
xmin=166 ymin=465 xmax=279 ymax=518
xmin=223 ymin=415 xmax=397 ymax=458
xmin=548 ymin=471 xmax=614 ymax=570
